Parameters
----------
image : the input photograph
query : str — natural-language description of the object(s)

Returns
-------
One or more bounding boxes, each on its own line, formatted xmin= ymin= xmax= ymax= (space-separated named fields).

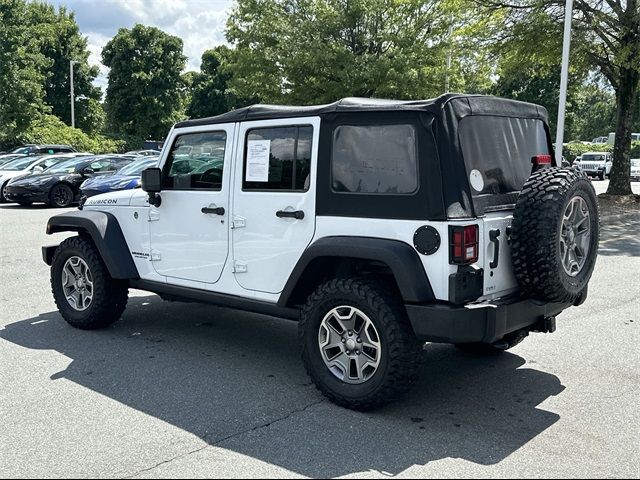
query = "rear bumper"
xmin=406 ymin=297 xmax=574 ymax=344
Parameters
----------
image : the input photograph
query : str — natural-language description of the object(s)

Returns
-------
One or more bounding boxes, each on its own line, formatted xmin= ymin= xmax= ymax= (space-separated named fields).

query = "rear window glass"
xmin=460 ymin=116 xmax=549 ymax=197
xmin=331 ymin=124 xmax=418 ymax=194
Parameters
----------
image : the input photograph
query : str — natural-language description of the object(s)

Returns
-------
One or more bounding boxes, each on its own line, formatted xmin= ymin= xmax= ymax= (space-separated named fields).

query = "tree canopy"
xmin=102 ymin=24 xmax=187 ymax=140
xmin=27 ymin=1 xmax=103 ymax=133
xmin=0 ymin=0 xmax=48 ymax=148
xmin=226 ymin=0 xmax=482 ymax=104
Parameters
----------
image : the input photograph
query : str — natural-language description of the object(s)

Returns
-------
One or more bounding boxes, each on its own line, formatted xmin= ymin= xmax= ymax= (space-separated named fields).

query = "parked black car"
xmin=10 ymin=144 xmax=76 ymax=156
xmin=5 ymin=155 xmax=134 ymax=207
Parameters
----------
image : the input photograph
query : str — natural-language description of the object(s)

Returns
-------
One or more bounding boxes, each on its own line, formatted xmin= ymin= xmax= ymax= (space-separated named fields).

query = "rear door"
xmin=231 ymin=117 xmax=319 ymax=294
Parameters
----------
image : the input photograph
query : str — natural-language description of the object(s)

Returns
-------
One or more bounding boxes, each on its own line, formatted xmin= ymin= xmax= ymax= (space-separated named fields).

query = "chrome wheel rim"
xmin=318 ymin=306 xmax=382 ymax=385
xmin=62 ymin=256 xmax=94 ymax=311
xmin=559 ymin=196 xmax=591 ymax=277
xmin=54 ymin=186 xmax=71 ymax=206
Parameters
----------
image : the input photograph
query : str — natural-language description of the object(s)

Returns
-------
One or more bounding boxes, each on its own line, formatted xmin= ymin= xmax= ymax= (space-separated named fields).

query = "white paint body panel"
xmin=312 ymin=217 xmax=456 ymax=301
xmin=479 ymin=212 xmax=518 ymax=299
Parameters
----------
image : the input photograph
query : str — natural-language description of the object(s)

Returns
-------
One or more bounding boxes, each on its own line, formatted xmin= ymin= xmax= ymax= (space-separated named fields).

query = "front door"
xmin=231 ymin=118 xmax=319 ymax=294
xmin=149 ymin=124 xmax=234 ymax=284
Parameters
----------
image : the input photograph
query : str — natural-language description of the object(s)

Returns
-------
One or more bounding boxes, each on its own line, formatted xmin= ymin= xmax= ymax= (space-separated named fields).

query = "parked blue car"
xmin=80 ymin=157 xmax=158 ymax=198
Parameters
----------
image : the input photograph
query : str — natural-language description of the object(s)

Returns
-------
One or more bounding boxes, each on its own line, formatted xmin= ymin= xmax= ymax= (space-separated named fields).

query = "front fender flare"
xmin=44 ymin=210 xmax=139 ymax=279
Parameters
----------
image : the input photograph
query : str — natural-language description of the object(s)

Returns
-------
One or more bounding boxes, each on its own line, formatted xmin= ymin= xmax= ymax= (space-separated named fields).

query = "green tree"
xmin=102 ymin=24 xmax=187 ymax=140
xmin=226 ymin=0 xmax=472 ymax=104
xmin=480 ymin=0 xmax=639 ymax=195
xmin=569 ymin=81 xmax=616 ymax=141
xmin=26 ymin=1 xmax=102 ymax=133
xmin=0 ymin=0 xmax=48 ymax=148
xmin=186 ymin=46 xmax=256 ymax=119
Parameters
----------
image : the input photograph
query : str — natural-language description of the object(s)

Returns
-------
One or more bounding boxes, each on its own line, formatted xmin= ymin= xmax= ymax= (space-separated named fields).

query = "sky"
xmin=49 ymin=0 xmax=234 ymax=91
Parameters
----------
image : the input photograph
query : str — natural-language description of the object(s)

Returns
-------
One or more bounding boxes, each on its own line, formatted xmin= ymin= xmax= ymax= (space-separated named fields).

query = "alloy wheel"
xmin=318 ymin=306 xmax=382 ymax=384
xmin=62 ymin=256 xmax=94 ymax=311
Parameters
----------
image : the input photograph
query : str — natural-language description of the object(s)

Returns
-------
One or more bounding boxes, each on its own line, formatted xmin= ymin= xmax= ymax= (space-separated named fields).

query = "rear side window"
xmin=331 ymin=124 xmax=418 ymax=194
xmin=243 ymin=126 xmax=312 ymax=192
xmin=459 ymin=116 xmax=549 ymax=197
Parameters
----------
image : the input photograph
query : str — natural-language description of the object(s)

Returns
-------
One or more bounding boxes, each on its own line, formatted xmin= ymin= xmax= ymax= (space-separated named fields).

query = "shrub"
xmin=563 ymin=141 xmax=640 ymax=162
xmin=15 ymin=114 xmax=126 ymax=153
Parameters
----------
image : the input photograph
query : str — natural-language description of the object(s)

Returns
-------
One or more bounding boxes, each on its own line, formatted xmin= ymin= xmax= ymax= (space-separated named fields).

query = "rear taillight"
xmin=532 ymin=154 xmax=552 ymax=167
xmin=449 ymin=225 xmax=479 ymax=265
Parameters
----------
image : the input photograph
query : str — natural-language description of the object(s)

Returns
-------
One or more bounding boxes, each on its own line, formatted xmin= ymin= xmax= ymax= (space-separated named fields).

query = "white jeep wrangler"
xmin=43 ymin=95 xmax=599 ymax=410
xmin=576 ymin=151 xmax=613 ymax=180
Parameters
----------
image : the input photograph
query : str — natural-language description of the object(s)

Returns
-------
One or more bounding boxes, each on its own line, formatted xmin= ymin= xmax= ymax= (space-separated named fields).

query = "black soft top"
xmin=175 ymin=94 xmax=548 ymax=128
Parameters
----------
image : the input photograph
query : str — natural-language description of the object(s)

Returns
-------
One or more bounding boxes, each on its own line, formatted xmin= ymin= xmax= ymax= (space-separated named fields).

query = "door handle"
xmin=276 ymin=210 xmax=304 ymax=220
xmin=489 ymin=229 xmax=500 ymax=269
xmin=202 ymin=206 xmax=225 ymax=215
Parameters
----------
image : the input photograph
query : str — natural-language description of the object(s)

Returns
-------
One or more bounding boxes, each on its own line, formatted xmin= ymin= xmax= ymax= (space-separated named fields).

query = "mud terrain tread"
xmin=511 ymin=167 xmax=599 ymax=303
xmin=300 ymin=278 xmax=422 ymax=410
xmin=51 ymin=235 xmax=128 ymax=329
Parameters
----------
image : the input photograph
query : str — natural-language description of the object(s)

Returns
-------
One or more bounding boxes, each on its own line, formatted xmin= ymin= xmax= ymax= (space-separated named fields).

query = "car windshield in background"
xmin=0 ymin=157 xmax=38 ymax=171
xmin=582 ymin=154 xmax=606 ymax=162
xmin=45 ymin=158 xmax=86 ymax=174
xmin=37 ymin=156 xmax=71 ymax=170
xmin=117 ymin=158 xmax=157 ymax=176
xmin=631 ymin=159 xmax=640 ymax=166
xmin=10 ymin=147 xmax=32 ymax=154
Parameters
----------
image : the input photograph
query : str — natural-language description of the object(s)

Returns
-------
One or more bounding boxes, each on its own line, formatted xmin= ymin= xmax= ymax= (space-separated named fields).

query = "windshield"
xmin=117 ymin=158 xmax=157 ymax=176
xmin=631 ymin=159 xmax=640 ymax=167
xmin=0 ymin=157 xmax=37 ymax=171
xmin=10 ymin=147 xmax=32 ymax=154
xmin=581 ymin=154 xmax=607 ymax=162
xmin=45 ymin=158 xmax=86 ymax=174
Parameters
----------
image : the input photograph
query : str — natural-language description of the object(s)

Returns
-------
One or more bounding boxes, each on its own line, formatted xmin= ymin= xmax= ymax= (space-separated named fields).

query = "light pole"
xmin=555 ymin=0 xmax=574 ymax=164
xmin=70 ymin=60 xmax=78 ymax=129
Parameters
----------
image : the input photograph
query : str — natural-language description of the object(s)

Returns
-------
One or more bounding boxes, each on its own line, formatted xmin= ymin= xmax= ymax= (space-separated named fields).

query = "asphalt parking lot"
xmin=0 ymin=182 xmax=639 ymax=478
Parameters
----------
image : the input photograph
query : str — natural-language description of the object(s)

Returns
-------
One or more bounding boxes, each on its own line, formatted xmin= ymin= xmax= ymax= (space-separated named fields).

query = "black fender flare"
xmin=278 ymin=236 xmax=435 ymax=306
xmin=43 ymin=210 xmax=139 ymax=279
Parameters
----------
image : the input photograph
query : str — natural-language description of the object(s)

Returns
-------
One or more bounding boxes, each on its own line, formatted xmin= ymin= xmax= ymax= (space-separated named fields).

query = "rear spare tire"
xmin=511 ymin=167 xmax=599 ymax=303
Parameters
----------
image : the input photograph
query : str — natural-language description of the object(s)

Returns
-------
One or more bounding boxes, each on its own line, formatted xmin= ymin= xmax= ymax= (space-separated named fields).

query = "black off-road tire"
xmin=511 ymin=167 xmax=599 ymax=303
xmin=51 ymin=236 xmax=129 ymax=329
xmin=49 ymin=183 xmax=75 ymax=208
xmin=300 ymin=278 xmax=423 ymax=410
xmin=598 ymin=170 xmax=605 ymax=180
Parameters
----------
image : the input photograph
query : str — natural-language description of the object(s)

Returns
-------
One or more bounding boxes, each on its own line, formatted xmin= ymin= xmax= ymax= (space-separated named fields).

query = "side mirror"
xmin=82 ymin=167 xmax=95 ymax=176
xmin=141 ymin=167 xmax=162 ymax=207
xmin=33 ymin=165 xmax=44 ymax=173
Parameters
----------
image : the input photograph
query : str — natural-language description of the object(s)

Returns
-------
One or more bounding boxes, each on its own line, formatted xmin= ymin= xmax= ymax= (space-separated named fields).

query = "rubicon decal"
xmin=86 ymin=198 xmax=118 ymax=205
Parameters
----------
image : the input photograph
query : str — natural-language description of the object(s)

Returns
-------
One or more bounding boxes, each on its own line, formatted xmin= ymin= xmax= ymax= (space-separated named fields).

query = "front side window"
xmin=243 ymin=126 xmax=313 ymax=191
xmin=163 ymin=131 xmax=227 ymax=190
xmin=331 ymin=124 xmax=418 ymax=194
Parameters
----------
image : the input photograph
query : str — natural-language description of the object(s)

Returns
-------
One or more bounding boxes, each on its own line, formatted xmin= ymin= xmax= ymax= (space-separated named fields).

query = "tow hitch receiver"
xmin=533 ymin=316 xmax=557 ymax=334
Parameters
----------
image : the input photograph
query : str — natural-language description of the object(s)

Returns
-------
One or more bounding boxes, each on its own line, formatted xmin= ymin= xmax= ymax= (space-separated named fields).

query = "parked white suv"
xmin=42 ymin=95 xmax=600 ymax=409
xmin=631 ymin=159 xmax=640 ymax=181
xmin=576 ymin=152 xmax=613 ymax=180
